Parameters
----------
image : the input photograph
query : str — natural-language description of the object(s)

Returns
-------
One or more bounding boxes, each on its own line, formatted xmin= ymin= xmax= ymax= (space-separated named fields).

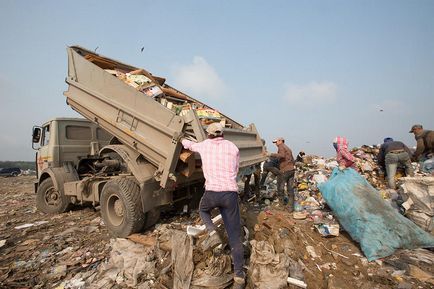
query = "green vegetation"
xmin=0 ymin=161 xmax=36 ymax=170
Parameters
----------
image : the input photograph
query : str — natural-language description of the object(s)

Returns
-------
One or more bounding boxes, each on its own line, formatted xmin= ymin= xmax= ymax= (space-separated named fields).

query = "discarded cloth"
xmin=400 ymin=177 xmax=434 ymax=232
xmin=92 ymin=238 xmax=156 ymax=287
xmin=172 ymin=230 xmax=194 ymax=289
xmin=191 ymin=255 xmax=233 ymax=289
xmin=248 ymin=240 xmax=290 ymax=289
xmin=318 ymin=168 xmax=434 ymax=261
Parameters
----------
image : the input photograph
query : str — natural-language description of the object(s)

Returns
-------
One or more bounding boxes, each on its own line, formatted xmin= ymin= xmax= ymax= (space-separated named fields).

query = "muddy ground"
xmin=0 ymin=176 xmax=433 ymax=289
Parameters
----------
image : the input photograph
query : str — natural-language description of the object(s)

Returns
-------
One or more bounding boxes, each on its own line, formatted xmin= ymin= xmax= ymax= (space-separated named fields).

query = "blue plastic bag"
xmin=318 ymin=168 xmax=434 ymax=261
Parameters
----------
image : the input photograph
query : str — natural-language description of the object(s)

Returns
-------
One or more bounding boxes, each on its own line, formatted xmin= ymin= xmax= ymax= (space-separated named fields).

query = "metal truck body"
xmin=32 ymin=46 xmax=266 ymax=237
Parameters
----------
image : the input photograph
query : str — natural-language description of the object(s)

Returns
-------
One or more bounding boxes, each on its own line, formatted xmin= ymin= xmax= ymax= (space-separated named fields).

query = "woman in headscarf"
xmin=333 ymin=136 xmax=357 ymax=170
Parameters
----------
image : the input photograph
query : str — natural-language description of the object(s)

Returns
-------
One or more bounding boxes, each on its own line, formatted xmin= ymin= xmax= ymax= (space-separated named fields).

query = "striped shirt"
xmin=182 ymin=137 xmax=239 ymax=192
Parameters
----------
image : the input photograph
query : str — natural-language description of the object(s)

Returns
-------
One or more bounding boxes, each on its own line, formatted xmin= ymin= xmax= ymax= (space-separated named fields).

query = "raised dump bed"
xmin=64 ymin=46 xmax=266 ymax=188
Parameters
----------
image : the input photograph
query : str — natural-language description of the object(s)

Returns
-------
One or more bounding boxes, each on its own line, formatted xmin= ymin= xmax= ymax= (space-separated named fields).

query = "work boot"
xmin=233 ymin=276 xmax=246 ymax=289
xmin=201 ymin=230 xmax=222 ymax=251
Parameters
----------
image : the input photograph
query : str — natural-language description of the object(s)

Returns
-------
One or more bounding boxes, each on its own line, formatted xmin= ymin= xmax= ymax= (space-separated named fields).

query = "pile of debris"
xmin=1 ymin=147 xmax=433 ymax=289
xmin=57 ymin=142 xmax=434 ymax=289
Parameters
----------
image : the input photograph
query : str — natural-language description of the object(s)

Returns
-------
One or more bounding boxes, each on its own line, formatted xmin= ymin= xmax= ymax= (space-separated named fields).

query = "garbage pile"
xmin=59 ymin=216 xmax=243 ymax=289
xmin=254 ymin=144 xmax=432 ymax=235
xmin=2 ymin=160 xmax=433 ymax=289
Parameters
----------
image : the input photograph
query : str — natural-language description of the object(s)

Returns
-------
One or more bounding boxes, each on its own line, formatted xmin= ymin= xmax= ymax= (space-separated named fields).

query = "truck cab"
xmin=32 ymin=118 xmax=112 ymax=176
xmin=32 ymin=118 xmax=114 ymax=215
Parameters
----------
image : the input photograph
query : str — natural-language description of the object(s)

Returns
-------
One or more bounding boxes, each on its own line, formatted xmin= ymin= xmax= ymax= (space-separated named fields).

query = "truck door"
xmin=37 ymin=124 xmax=52 ymax=176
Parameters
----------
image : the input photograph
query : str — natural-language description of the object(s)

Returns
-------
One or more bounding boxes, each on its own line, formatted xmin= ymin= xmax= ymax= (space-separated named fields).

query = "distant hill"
xmin=0 ymin=161 xmax=35 ymax=170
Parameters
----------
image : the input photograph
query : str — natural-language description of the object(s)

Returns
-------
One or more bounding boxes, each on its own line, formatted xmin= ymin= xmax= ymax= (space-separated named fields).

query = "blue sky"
xmin=1 ymin=0 xmax=433 ymax=161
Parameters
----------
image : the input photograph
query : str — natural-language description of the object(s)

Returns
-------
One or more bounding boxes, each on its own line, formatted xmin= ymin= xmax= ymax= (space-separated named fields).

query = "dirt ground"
xmin=0 ymin=176 xmax=111 ymax=289
xmin=0 ymin=176 xmax=433 ymax=289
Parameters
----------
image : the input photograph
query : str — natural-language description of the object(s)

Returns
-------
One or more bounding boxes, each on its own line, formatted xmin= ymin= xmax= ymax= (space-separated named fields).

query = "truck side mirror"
xmin=32 ymin=127 xmax=41 ymax=143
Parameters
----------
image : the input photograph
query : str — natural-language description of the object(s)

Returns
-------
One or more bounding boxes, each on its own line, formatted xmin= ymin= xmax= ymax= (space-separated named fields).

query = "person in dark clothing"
xmin=243 ymin=169 xmax=260 ymax=199
xmin=259 ymin=156 xmax=280 ymax=188
xmin=377 ymin=137 xmax=414 ymax=189
xmin=409 ymin=124 xmax=434 ymax=173
xmin=295 ymin=151 xmax=305 ymax=163
xmin=269 ymin=137 xmax=295 ymax=210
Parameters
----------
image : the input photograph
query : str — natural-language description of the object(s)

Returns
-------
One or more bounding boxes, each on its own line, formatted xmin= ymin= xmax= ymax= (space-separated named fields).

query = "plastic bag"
xmin=318 ymin=168 xmax=434 ymax=261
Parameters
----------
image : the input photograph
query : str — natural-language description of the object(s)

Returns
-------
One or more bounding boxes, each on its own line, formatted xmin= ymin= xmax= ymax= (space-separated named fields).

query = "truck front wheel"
xmin=100 ymin=178 xmax=145 ymax=237
xmin=36 ymin=178 xmax=71 ymax=214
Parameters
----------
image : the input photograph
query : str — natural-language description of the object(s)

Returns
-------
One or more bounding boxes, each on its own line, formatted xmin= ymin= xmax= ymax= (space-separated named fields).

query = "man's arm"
xmin=413 ymin=137 xmax=425 ymax=161
xmin=181 ymin=139 xmax=201 ymax=152
xmin=339 ymin=148 xmax=355 ymax=162
xmin=287 ymin=148 xmax=295 ymax=164
xmin=270 ymin=147 xmax=285 ymax=159
xmin=235 ymin=149 xmax=240 ymax=173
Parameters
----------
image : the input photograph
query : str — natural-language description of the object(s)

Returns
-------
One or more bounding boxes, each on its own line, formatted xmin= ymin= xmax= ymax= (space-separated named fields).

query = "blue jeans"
xmin=199 ymin=191 xmax=244 ymax=278
xmin=385 ymin=152 xmax=414 ymax=189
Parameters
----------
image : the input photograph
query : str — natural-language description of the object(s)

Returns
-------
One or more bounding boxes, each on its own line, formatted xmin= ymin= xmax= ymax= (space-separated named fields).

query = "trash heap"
xmin=253 ymin=144 xmax=433 ymax=239
xmin=3 ymin=163 xmax=433 ymax=289
xmin=61 ymin=215 xmax=247 ymax=289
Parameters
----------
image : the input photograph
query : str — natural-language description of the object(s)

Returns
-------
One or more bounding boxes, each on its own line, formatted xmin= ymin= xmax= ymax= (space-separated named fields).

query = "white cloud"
xmin=172 ymin=56 xmax=226 ymax=100
xmin=283 ymin=81 xmax=337 ymax=104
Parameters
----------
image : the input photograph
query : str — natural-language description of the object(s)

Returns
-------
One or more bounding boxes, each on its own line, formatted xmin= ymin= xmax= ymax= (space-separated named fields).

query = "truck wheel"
xmin=100 ymin=178 xmax=145 ymax=237
xmin=36 ymin=178 xmax=71 ymax=214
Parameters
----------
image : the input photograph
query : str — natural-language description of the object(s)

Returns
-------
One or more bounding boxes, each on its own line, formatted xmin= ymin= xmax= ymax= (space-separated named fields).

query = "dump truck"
xmin=32 ymin=46 xmax=266 ymax=237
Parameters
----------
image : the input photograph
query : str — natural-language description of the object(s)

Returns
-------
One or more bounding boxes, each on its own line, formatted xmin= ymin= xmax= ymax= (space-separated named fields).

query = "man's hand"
xmin=181 ymin=138 xmax=192 ymax=149
xmin=338 ymin=164 xmax=346 ymax=171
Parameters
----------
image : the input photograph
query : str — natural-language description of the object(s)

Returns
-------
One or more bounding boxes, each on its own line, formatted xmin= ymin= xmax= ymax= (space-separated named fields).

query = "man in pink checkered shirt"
xmin=181 ymin=122 xmax=245 ymax=289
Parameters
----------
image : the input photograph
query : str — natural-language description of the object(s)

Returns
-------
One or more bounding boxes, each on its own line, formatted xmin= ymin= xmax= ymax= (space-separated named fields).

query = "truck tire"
xmin=100 ymin=178 xmax=145 ymax=237
xmin=36 ymin=178 xmax=71 ymax=214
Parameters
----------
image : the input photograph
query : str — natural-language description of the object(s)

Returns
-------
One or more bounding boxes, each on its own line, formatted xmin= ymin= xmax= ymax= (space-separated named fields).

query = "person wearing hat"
xmin=377 ymin=137 xmax=414 ymax=189
xmin=269 ymin=137 xmax=295 ymax=210
xmin=409 ymin=124 xmax=434 ymax=173
xmin=181 ymin=122 xmax=246 ymax=289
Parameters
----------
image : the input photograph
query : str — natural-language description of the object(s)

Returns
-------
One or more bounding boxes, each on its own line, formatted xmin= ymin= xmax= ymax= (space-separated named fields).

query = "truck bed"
xmin=64 ymin=46 xmax=266 ymax=188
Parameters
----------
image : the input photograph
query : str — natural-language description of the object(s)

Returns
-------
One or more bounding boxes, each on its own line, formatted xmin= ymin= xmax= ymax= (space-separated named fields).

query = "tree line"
xmin=0 ymin=161 xmax=36 ymax=170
